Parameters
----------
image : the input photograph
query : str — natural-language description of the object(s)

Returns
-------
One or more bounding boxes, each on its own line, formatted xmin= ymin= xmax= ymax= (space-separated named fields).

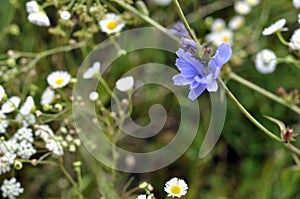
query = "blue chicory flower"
xmin=172 ymin=42 xmax=232 ymax=101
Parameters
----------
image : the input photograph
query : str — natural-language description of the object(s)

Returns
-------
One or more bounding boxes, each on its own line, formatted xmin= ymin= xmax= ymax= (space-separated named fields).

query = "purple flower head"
xmin=172 ymin=21 xmax=190 ymax=38
xmin=173 ymin=42 xmax=232 ymax=101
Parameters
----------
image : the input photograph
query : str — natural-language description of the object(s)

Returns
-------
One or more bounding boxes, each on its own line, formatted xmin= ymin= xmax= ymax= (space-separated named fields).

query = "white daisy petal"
xmin=116 ymin=76 xmax=134 ymax=92
xmin=28 ymin=12 xmax=51 ymax=27
xmin=262 ymin=18 xmax=287 ymax=36
xmin=26 ymin=0 xmax=39 ymax=14
xmin=0 ymin=85 xmax=5 ymax=102
xmin=89 ymin=92 xmax=99 ymax=101
xmin=289 ymin=28 xmax=300 ymax=50
xmin=41 ymin=87 xmax=55 ymax=105
xmin=20 ymin=96 xmax=35 ymax=115
xmin=99 ymin=13 xmax=125 ymax=34
xmin=152 ymin=0 xmax=172 ymax=6
xmin=83 ymin=61 xmax=101 ymax=79
xmin=1 ymin=96 xmax=21 ymax=113
xmin=229 ymin=15 xmax=245 ymax=30
xmin=234 ymin=1 xmax=251 ymax=15
xmin=47 ymin=71 xmax=71 ymax=89
xmin=211 ymin=18 xmax=226 ymax=32
xmin=293 ymin=0 xmax=300 ymax=9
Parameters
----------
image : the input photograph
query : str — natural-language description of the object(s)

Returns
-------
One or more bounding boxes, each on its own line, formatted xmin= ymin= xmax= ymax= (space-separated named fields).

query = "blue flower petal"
xmin=209 ymin=43 xmax=232 ymax=68
xmin=172 ymin=74 xmax=189 ymax=86
xmin=188 ymin=84 xmax=206 ymax=101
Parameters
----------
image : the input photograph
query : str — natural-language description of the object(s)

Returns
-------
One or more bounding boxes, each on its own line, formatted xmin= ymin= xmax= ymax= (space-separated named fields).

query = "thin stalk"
xmin=229 ymin=72 xmax=300 ymax=115
xmin=276 ymin=31 xmax=289 ymax=46
xmin=218 ymin=78 xmax=300 ymax=156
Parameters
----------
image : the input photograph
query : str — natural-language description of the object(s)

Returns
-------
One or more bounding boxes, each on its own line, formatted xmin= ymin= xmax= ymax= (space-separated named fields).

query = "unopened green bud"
xmin=73 ymin=161 xmax=82 ymax=167
xmin=7 ymin=58 xmax=16 ymax=67
xmin=54 ymin=104 xmax=63 ymax=111
xmin=14 ymin=160 xmax=23 ymax=170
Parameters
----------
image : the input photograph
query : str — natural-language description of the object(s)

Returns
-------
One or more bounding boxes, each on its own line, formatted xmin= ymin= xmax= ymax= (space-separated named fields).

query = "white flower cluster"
xmin=25 ymin=0 xmax=50 ymax=27
xmin=1 ymin=178 xmax=24 ymax=199
xmin=206 ymin=16 xmax=244 ymax=46
xmin=0 ymin=140 xmax=17 ymax=175
xmin=13 ymin=127 xmax=36 ymax=159
xmin=35 ymin=125 xmax=64 ymax=156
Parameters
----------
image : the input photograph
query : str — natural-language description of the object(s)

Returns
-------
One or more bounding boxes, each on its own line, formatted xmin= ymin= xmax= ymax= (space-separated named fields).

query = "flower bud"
xmin=14 ymin=160 xmax=23 ymax=170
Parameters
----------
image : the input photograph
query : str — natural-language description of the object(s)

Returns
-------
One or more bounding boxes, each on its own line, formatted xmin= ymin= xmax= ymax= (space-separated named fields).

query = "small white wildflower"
xmin=83 ymin=61 xmax=101 ymax=79
xmin=47 ymin=71 xmax=71 ymax=89
xmin=211 ymin=18 xmax=226 ymax=32
xmin=116 ymin=76 xmax=134 ymax=92
xmin=41 ymin=87 xmax=55 ymax=105
xmin=98 ymin=13 xmax=125 ymax=34
xmin=0 ymin=85 xmax=5 ymax=102
xmin=28 ymin=12 xmax=51 ymax=27
xmin=234 ymin=1 xmax=251 ymax=15
xmin=0 ymin=139 xmax=17 ymax=174
xmin=89 ymin=92 xmax=99 ymax=101
xmin=26 ymin=0 xmax=39 ymax=13
xmin=293 ymin=0 xmax=300 ymax=9
xmin=16 ymin=140 xmax=36 ymax=159
xmin=20 ymin=96 xmax=35 ymax=115
xmin=0 ymin=111 xmax=9 ymax=133
xmin=60 ymin=10 xmax=71 ymax=20
xmin=262 ymin=18 xmax=288 ymax=36
xmin=229 ymin=15 xmax=245 ymax=30
xmin=1 ymin=96 xmax=21 ymax=114
xmin=289 ymin=28 xmax=300 ymax=50
xmin=255 ymin=49 xmax=277 ymax=74
xmin=152 ymin=0 xmax=172 ymax=6
xmin=136 ymin=195 xmax=152 ymax=199
xmin=206 ymin=29 xmax=234 ymax=46
xmin=164 ymin=177 xmax=188 ymax=198
xmin=246 ymin=0 xmax=260 ymax=6
xmin=35 ymin=124 xmax=54 ymax=141
xmin=1 ymin=178 xmax=24 ymax=199
xmin=45 ymin=138 xmax=64 ymax=156
xmin=13 ymin=127 xmax=34 ymax=143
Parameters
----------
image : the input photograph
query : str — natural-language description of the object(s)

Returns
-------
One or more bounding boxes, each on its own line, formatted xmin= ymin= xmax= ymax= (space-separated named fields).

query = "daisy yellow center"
xmin=107 ymin=21 xmax=117 ymax=30
xmin=222 ymin=36 xmax=230 ymax=43
xmin=170 ymin=185 xmax=181 ymax=195
xmin=55 ymin=78 xmax=65 ymax=86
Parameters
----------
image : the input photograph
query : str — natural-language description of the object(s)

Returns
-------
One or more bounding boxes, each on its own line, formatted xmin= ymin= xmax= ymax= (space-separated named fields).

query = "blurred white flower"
xmin=1 ymin=178 xmax=24 ymax=199
xmin=28 ymin=12 xmax=51 ymax=27
xmin=60 ymin=10 xmax=71 ymax=20
xmin=246 ymin=0 xmax=260 ymax=6
xmin=206 ymin=29 xmax=234 ymax=46
xmin=211 ymin=18 xmax=226 ymax=32
xmin=89 ymin=92 xmax=99 ymax=101
xmin=262 ymin=18 xmax=287 ymax=36
xmin=99 ymin=13 xmax=125 ymax=34
xmin=152 ymin=0 xmax=172 ymax=6
xmin=234 ymin=1 xmax=251 ymax=15
xmin=255 ymin=49 xmax=277 ymax=74
xmin=83 ymin=61 xmax=101 ymax=79
xmin=293 ymin=0 xmax=300 ymax=9
xmin=164 ymin=177 xmax=188 ymax=198
xmin=0 ymin=111 xmax=9 ymax=133
xmin=41 ymin=87 xmax=55 ymax=105
xmin=0 ymin=85 xmax=5 ymax=102
xmin=26 ymin=0 xmax=39 ymax=14
xmin=20 ymin=96 xmax=34 ymax=115
xmin=229 ymin=16 xmax=245 ymax=30
xmin=116 ymin=76 xmax=134 ymax=92
xmin=1 ymin=96 xmax=21 ymax=114
xmin=289 ymin=28 xmax=300 ymax=50
xmin=47 ymin=71 xmax=71 ymax=89
xmin=137 ymin=195 xmax=152 ymax=199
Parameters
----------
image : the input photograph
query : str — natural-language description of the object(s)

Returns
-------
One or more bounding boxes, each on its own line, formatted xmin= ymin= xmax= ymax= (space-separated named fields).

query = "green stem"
xmin=229 ymin=72 xmax=300 ymax=115
xmin=218 ymin=78 xmax=300 ymax=156
xmin=172 ymin=0 xmax=203 ymax=54
xmin=276 ymin=31 xmax=289 ymax=46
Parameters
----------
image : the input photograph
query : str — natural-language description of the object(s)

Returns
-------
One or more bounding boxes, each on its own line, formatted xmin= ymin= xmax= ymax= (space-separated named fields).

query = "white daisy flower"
xmin=26 ymin=0 xmax=39 ymax=14
xmin=152 ymin=0 xmax=172 ymax=6
xmin=115 ymin=76 xmax=134 ymax=92
xmin=98 ymin=13 xmax=125 ymax=34
xmin=41 ymin=87 xmax=55 ymax=105
xmin=20 ymin=96 xmax=35 ymax=115
xmin=47 ymin=71 xmax=71 ymax=89
xmin=89 ymin=92 xmax=99 ymax=101
xmin=246 ymin=0 xmax=260 ymax=6
xmin=234 ymin=1 xmax=251 ymax=15
xmin=60 ymin=10 xmax=71 ymax=20
xmin=206 ymin=29 xmax=234 ymax=46
xmin=1 ymin=178 xmax=24 ymax=199
xmin=0 ymin=85 xmax=5 ymax=103
xmin=211 ymin=18 xmax=226 ymax=32
xmin=289 ymin=28 xmax=300 ymax=50
xmin=136 ymin=195 xmax=152 ymax=199
xmin=262 ymin=18 xmax=288 ymax=36
xmin=255 ymin=49 xmax=277 ymax=74
xmin=164 ymin=177 xmax=188 ymax=198
xmin=1 ymin=96 xmax=21 ymax=114
xmin=83 ymin=61 xmax=101 ymax=79
xmin=28 ymin=12 xmax=51 ymax=27
xmin=293 ymin=0 xmax=300 ymax=9
xmin=229 ymin=15 xmax=245 ymax=30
